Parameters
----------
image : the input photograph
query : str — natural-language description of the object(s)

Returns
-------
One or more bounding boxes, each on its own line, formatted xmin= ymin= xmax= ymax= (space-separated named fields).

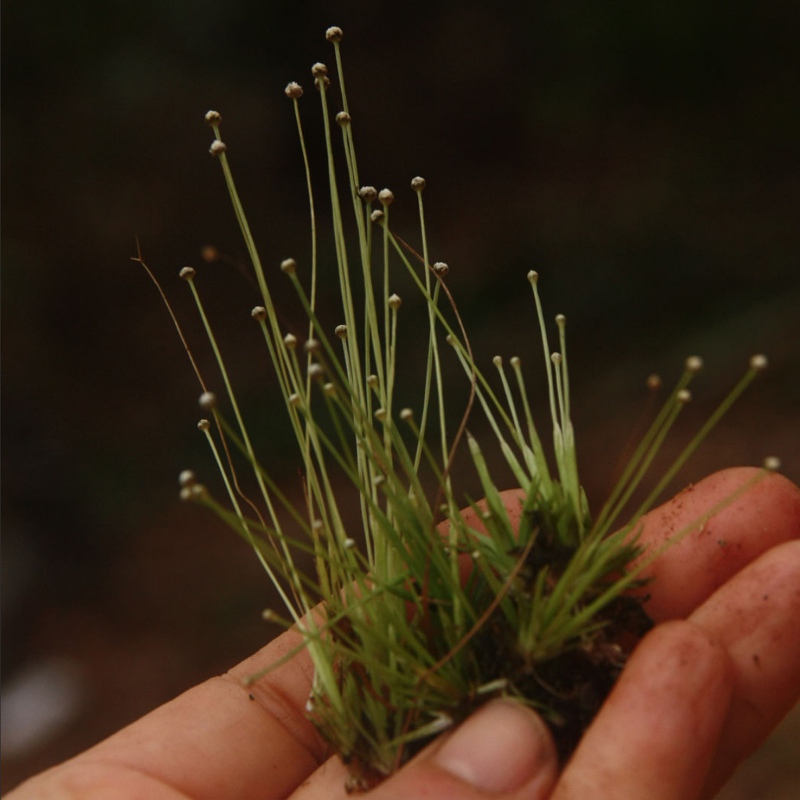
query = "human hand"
xmin=8 ymin=467 xmax=800 ymax=800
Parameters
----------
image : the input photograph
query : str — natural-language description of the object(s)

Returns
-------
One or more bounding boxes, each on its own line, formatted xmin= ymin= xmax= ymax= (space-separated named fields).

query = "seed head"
xmin=180 ymin=486 xmax=193 ymax=502
xmin=280 ymin=257 xmax=297 ymax=275
xmin=311 ymin=62 xmax=328 ymax=77
xmin=323 ymin=382 xmax=336 ymax=397
xmin=374 ymin=408 xmax=387 ymax=422
xmin=314 ymin=75 xmax=331 ymax=91
xmin=685 ymin=355 xmax=704 ymax=373
xmin=204 ymin=110 xmax=222 ymax=126
xmin=284 ymin=333 xmax=298 ymax=350
xmin=492 ymin=355 xmax=503 ymax=367
xmin=334 ymin=324 xmax=348 ymax=340
xmin=551 ymin=352 xmax=562 ymax=366
xmin=646 ymin=374 xmax=662 ymax=391
xmin=750 ymin=354 xmax=768 ymax=371
xmin=378 ymin=188 xmax=394 ymax=206
xmin=336 ymin=111 xmax=351 ymax=127
xmin=676 ymin=389 xmax=692 ymax=404
xmin=209 ymin=140 xmax=227 ymax=157
xmin=308 ymin=363 xmax=324 ymax=381
xmin=197 ymin=419 xmax=211 ymax=431
xmin=400 ymin=408 xmax=414 ymax=422
xmin=432 ymin=262 xmax=449 ymax=277
xmin=179 ymin=266 xmax=196 ymax=281
xmin=251 ymin=306 xmax=267 ymax=321
xmin=200 ymin=245 xmax=219 ymax=262
xmin=527 ymin=270 xmax=539 ymax=284
xmin=199 ymin=391 xmax=217 ymax=410
xmin=289 ymin=393 xmax=301 ymax=406
xmin=510 ymin=356 xmax=521 ymax=368
xmin=388 ymin=293 xmax=402 ymax=310
xmin=411 ymin=176 xmax=426 ymax=192
xmin=190 ymin=484 xmax=208 ymax=500
xmin=359 ymin=186 xmax=377 ymax=202
xmin=179 ymin=469 xmax=197 ymax=488
xmin=304 ymin=338 xmax=321 ymax=353
xmin=284 ymin=82 xmax=303 ymax=99
xmin=370 ymin=209 xmax=385 ymax=223
xmin=763 ymin=455 xmax=781 ymax=471
xmin=325 ymin=26 xmax=343 ymax=42
xmin=555 ymin=313 xmax=566 ymax=327
xmin=366 ymin=374 xmax=379 ymax=389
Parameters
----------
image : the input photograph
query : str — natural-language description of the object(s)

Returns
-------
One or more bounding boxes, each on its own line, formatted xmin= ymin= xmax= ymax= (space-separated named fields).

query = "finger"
xmin=7 ymin=628 xmax=324 ymax=800
xmin=289 ymin=700 xmax=559 ymax=800
xmin=551 ymin=621 xmax=735 ymax=800
xmin=688 ymin=539 xmax=800 ymax=796
xmin=633 ymin=467 xmax=800 ymax=621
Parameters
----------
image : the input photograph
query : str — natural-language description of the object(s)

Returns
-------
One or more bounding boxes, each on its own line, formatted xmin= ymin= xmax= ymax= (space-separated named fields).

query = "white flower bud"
xmin=284 ymin=82 xmax=303 ymax=99
xmin=179 ymin=266 xmax=196 ymax=281
xmin=325 ymin=26 xmax=343 ymax=42
xmin=204 ymin=110 xmax=222 ymax=126
xmin=411 ymin=176 xmax=426 ymax=192
xmin=209 ymin=140 xmax=227 ymax=156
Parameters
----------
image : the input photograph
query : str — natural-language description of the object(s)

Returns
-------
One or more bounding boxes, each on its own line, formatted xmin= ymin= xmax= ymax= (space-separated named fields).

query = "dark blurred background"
xmin=2 ymin=1 xmax=799 ymax=795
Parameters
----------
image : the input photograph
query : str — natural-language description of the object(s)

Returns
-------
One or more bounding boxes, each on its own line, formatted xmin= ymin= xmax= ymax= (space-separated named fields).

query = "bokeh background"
xmin=3 ymin=1 xmax=799 ymax=795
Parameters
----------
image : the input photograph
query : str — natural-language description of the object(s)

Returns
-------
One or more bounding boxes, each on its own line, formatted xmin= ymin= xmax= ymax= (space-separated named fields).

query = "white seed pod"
xmin=432 ymin=262 xmax=449 ymax=277
xmin=555 ymin=313 xmax=566 ymax=326
xmin=750 ymin=354 xmax=768 ymax=371
xmin=314 ymin=75 xmax=331 ymax=91
xmin=334 ymin=324 xmax=348 ymax=340
xmin=304 ymin=338 xmax=321 ymax=353
xmin=411 ymin=176 xmax=426 ymax=192
xmin=280 ymin=257 xmax=297 ymax=274
xmin=323 ymin=382 xmax=336 ymax=397
xmin=284 ymin=82 xmax=303 ymax=99
xmin=284 ymin=333 xmax=298 ymax=350
xmin=178 ymin=469 xmax=196 ymax=488
xmin=199 ymin=391 xmax=217 ymax=410
xmin=388 ymin=293 xmax=402 ymax=310
xmin=343 ymin=538 xmax=356 ymax=549
xmin=685 ymin=355 xmax=704 ymax=373
xmin=308 ymin=363 xmax=324 ymax=381
xmin=197 ymin=419 xmax=211 ymax=431
xmin=370 ymin=209 xmax=384 ymax=223
xmin=179 ymin=266 xmax=196 ymax=281
xmin=209 ymin=140 xmax=227 ymax=156
xmin=527 ymin=270 xmax=539 ymax=284
xmin=335 ymin=111 xmax=351 ymax=126
xmin=510 ymin=356 xmax=521 ymax=368
xmin=400 ymin=408 xmax=414 ymax=422
xmin=179 ymin=486 xmax=194 ymax=502
xmin=378 ymin=188 xmax=394 ymax=205
xmin=551 ymin=352 xmax=563 ymax=366
xmin=204 ymin=110 xmax=222 ymax=126
xmin=677 ymin=389 xmax=692 ymax=404
xmin=288 ymin=393 xmax=301 ymax=406
xmin=359 ymin=186 xmax=377 ymax=202
xmin=366 ymin=374 xmax=379 ymax=389
xmin=190 ymin=484 xmax=208 ymax=500
xmin=262 ymin=608 xmax=278 ymax=622
xmin=325 ymin=26 xmax=343 ymax=42
xmin=763 ymin=455 xmax=781 ymax=471
xmin=311 ymin=62 xmax=328 ymax=77
xmin=251 ymin=306 xmax=267 ymax=321
xmin=492 ymin=355 xmax=503 ymax=367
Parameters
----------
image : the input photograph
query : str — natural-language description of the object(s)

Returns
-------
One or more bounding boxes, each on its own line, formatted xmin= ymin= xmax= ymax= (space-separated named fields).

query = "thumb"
xmin=367 ymin=700 xmax=558 ymax=799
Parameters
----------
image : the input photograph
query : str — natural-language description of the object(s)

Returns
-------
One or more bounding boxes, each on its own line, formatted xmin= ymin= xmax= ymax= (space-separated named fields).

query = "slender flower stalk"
xmin=137 ymin=27 xmax=779 ymax=791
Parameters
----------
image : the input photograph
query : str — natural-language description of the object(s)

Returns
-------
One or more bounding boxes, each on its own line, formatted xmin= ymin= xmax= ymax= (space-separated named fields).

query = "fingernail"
xmin=433 ymin=700 xmax=556 ymax=793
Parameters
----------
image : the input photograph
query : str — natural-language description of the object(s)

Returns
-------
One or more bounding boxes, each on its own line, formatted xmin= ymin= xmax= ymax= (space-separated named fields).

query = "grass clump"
xmin=136 ymin=26 xmax=777 ymax=791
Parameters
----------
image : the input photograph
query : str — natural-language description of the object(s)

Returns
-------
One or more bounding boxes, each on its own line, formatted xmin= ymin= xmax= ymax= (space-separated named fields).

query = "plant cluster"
xmin=137 ymin=27 xmax=776 ymax=791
